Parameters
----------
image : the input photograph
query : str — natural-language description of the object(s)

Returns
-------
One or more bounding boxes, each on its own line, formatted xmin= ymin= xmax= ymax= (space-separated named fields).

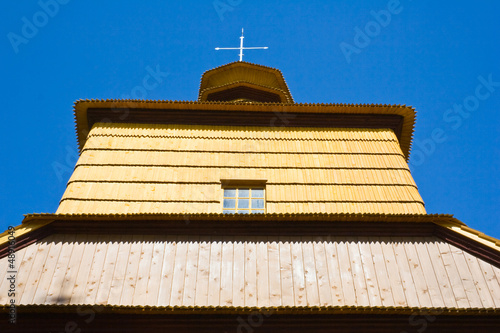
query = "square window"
xmin=223 ymin=199 xmax=236 ymax=209
xmin=238 ymin=188 xmax=250 ymax=198
xmin=238 ymin=198 xmax=249 ymax=209
xmin=252 ymin=188 xmax=264 ymax=198
xmin=224 ymin=188 xmax=237 ymax=197
xmin=252 ymin=198 xmax=265 ymax=209
xmin=222 ymin=186 xmax=265 ymax=214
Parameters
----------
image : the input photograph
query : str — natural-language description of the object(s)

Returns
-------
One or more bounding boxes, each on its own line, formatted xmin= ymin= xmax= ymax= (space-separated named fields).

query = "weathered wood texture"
xmin=57 ymin=123 xmax=425 ymax=214
xmin=2 ymin=235 xmax=498 ymax=308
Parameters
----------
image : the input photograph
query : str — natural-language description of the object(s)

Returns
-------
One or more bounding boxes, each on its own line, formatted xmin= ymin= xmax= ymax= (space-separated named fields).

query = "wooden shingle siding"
xmin=57 ymin=123 xmax=425 ymax=215
xmin=2 ymin=235 xmax=498 ymax=309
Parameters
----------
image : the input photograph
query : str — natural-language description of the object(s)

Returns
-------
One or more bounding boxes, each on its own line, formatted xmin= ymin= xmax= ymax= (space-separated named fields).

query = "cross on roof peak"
xmin=215 ymin=28 xmax=268 ymax=62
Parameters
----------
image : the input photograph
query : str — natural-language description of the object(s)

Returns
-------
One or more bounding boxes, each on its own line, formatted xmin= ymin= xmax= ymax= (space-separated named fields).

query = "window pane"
xmin=223 ymin=210 xmax=235 ymax=214
xmin=238 ymin=210 xmax=250 ymax=214
xmin=252 ymin=199 xmax=264 ymax=209
xmin=224 ymin=189 xmax=236 ymax=197
xmin=238 ymin=188 xmax=250 ymax=197
xmin=223 ymin=199 xmax=236 ymax=208
xmin=238 ymin=198 xmax=249 ymax=209
xmin=252 ymin=188 xmax=264 ymax=198
xmin=252 ymin=210 xmax=265 ymax=214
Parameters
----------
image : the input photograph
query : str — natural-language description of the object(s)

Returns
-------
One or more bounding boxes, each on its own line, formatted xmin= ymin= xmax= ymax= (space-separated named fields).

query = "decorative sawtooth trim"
xmin=59 ymin=198 xmax=220 ymax=203
xmin=1 ymin=304 xmax=499 ymax=315
xmin=65 ymin=180 xmax=419 ymax=188
xmin=57 ymin=198 xmax=425 ymax=205
xmin=73 ymin=100 xmax=416 ymax=161
xmin=80 ymin=147 xmax=406 ymax=158
xmin=87 ymin=133 xmax=400 ymax=142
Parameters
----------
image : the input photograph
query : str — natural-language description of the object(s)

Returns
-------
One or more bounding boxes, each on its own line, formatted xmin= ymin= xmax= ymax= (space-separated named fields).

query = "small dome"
xmin=198 ymin=61 xmax=294 ymax=103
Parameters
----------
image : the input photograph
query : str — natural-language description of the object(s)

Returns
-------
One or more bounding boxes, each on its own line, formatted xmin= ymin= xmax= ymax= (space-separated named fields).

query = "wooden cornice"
xmin=73 ymin=100 xmax=416 ymax=160
xmin=2 ymin=213 xmax=499 ymax=268
xmin=1 ymin=306 xmax=499 ymax=333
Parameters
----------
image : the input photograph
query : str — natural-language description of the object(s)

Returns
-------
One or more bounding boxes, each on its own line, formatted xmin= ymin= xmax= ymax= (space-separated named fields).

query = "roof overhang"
xmin=73 ymin=100 xmax=416 ymax=161
xmin=2 ymin=213 xmax=499 ymax=267
xmin=1 ymin=304 xmax=499 ymax=333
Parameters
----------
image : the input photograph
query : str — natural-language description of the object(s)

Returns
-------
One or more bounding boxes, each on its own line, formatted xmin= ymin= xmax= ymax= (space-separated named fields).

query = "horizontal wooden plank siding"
xmin=57 ymin=123 xmax=425 ymax=215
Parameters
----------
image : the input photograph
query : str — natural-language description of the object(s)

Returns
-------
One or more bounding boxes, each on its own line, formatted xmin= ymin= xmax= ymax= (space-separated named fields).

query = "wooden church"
xmin=1 ymin=60 xmax=500 ymax=332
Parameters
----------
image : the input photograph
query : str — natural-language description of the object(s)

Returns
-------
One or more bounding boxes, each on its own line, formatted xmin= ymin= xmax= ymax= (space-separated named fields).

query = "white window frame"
xmin=222 ymin=186 xmax=266 ymax=214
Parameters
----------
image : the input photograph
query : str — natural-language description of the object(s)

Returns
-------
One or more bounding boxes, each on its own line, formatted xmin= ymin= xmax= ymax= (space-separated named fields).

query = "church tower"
xmin=1 ymin=60 xmax=500 ymax=332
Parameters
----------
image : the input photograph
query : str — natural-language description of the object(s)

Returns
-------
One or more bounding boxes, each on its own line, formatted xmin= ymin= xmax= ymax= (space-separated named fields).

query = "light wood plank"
xmin=323 ymin=237 xmax=344 ymax=306
xmin=20 ymin=236 xmax=54 ymax=304
xmin=220 ymin=236 xmax=234 ymax=306
xmin=94 ymin=236 xmax=120 ymax=305
xmin=194 ymin=237 xmax=211 ymax=306
xmin=279 ymin=237 xmax=295 ymax=306
xmin=357 ymin=237 xmax=382 ymax=306
xmin=268 ymin=238 xmax=282 ymax=306
xmin=290 ymin=236 xmax=307 ymax=306
xmin=169 ymin=235 xmax=189 ymax=306
xmin=182 ymin=236 xmax=200 ymax=306
xmin=461 ymin=251 xmax=496 ymax=308
xmin=157 ymin=235 xmax=177 ymax=306
xmin=256 ymin=237 xmax=270 ymax=307
xmin=107 ymin=235 xmax=132 ymax=305
xmin=57 ymin=235 xmax=87 ymax=305
xmin=244 ymin=237 xmax=257 ymax=307
xmin=409 ymin=238 xmax=445 ymax=308
xmin=132 ymin=235 xmax=155 ymax=306
xmin=83 ymin=234 xmax=109 ymax=304
xmin=477 ymin=257 xmax=500 ymax=307
xmin=449 ymin=243 xmax=483 ymax=308
xmin=119 ymin=235 xmax=144 ymax=305
xmin=336 ymin=239 xmax=356 ymax=305
xmin=145 ymin=236 xmax=166 ymax=305
xmin=232 ymin=238 xmax=245 ymax=307
xmin=207 ymin=237 xmax=222 ymax=306
xmin=68 ymin=235 xmax=97 ymax=305
xmin=0 ymin=246 xmax=29 ymax=304
xmin=32 ymin=235 xmax=65 ymax=304
xmin=491 ymin=265 xmax=500 ymax=306
xmin=368 ymin=237 xmax=395 ymax=306
xmin=301 ymin=237 xmax=319 ymax=306
xmin=312 ymin=239 xmax=332 ymax=306
xmin=347 ymin=239 xmax=370 ymax=306
xmin=436 ymin=241 xmax=470 ymax=308
xmin=45 ymin=234 xmax=77 ymax=304
xmin=380 ymin=238 xmax=412 ymax=307
xmin=393 ymin=238 xmax=432 ymax=307
xmin=425 ymin=240 xmax=457 ymax=308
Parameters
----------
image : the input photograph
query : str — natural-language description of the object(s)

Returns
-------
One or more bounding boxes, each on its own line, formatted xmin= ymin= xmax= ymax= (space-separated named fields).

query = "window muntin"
xmin=223 ymin=187 xmax=265 ymax=214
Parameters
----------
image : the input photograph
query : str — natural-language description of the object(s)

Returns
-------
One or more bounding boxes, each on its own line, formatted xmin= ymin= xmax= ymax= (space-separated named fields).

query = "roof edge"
xmin=1 ymin=304 xmax=498 ymax=315
xmin=0 ymin=213 xmax=463 ymax=247
xmin=72 ymin=100 xmax=416 ymax=161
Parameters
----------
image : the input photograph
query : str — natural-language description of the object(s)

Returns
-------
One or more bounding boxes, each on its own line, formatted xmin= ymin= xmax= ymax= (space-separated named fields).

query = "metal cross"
xmin=215 ymin=28 xmax=268 ymax=62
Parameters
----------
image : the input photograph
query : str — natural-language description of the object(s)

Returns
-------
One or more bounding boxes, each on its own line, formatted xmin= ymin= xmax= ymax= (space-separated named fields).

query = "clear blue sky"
xmin=1 ymin=1 xmax=499 ymax=238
